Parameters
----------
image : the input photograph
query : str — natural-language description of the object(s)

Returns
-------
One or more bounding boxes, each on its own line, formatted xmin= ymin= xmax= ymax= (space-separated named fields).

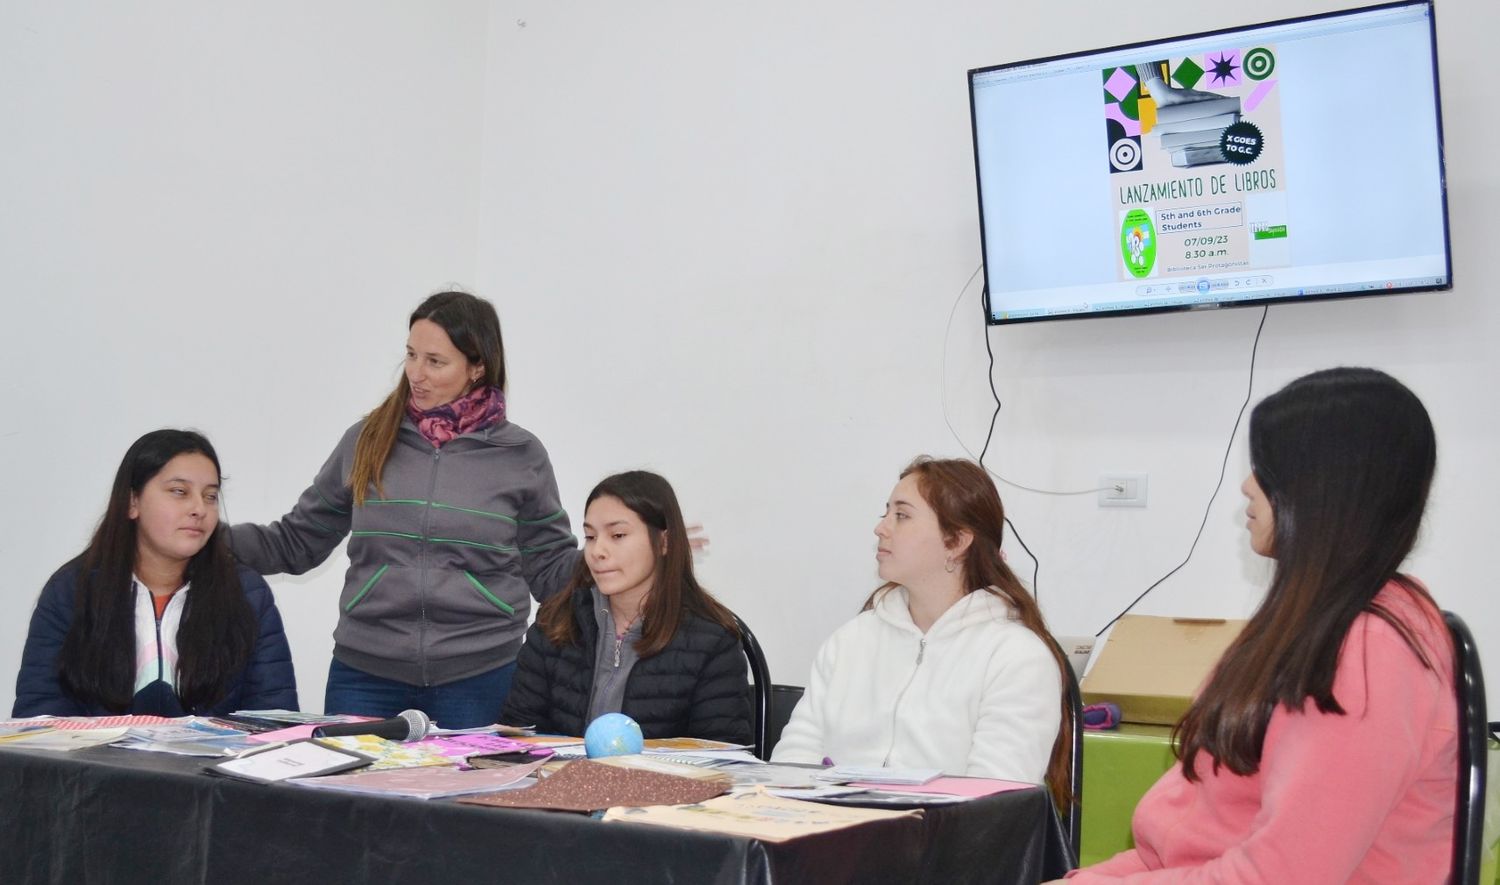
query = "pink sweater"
xmin=1070 ymin=583 xmax=1456 ymax=884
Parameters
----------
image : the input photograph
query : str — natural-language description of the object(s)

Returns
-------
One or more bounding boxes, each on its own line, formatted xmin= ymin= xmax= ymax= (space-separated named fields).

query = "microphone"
xmin=311 ymin=709 xmax=432 ymax=742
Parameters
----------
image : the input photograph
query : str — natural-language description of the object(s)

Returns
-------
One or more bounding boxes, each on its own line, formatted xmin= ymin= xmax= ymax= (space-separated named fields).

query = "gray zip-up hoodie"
xmin=231 ymin=416 xmax=579 ymax=686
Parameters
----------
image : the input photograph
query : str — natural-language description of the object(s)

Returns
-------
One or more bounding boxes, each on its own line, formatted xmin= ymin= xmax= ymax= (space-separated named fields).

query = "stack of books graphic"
xmin=1153 ymin=94 xmax=1242 ymax=167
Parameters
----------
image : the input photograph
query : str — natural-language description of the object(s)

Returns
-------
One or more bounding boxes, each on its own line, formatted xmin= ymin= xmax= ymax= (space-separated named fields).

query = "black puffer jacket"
xmin=501 ymin=585 xmax=752 ymax=744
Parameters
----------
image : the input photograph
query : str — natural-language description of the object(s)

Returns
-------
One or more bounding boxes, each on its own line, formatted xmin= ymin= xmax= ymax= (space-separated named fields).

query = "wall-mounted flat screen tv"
xmin=969 ymin=1 xmax=1450 ymax=324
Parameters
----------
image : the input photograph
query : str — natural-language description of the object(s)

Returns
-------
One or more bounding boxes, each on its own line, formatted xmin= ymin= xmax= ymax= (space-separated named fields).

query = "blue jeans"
xmin=324 ymin=658 xmax=516 ymax=730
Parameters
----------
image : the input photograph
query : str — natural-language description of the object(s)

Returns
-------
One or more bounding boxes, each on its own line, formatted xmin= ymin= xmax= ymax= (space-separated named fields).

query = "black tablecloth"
xmin=0 ymin=745 xmax=1070 ymax=884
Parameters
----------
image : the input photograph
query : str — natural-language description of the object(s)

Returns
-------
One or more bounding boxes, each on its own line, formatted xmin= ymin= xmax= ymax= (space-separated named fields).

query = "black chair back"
xmin=1443 ymin=611 xmax=1487 ymax=885
xmin=734 ymin=615 xmax=773 ymax=759
xmin=765 ymin=684 xmax=806 ymax=758
xmin=1063 ymin=654 xmax=1083 ymax=866
xmin=1044 ymin=636 xmax=1084 ymax=867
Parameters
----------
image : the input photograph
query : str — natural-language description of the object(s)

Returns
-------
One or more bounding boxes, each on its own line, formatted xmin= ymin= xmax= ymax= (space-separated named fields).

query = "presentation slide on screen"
xmin=1108 ymin=46 xmax=1287 ymax=284
xmin=971 ymin=6 xmax=1449 ymax=321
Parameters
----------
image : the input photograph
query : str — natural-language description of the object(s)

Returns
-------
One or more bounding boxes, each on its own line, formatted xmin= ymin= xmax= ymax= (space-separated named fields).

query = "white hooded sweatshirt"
xmin=771 ymin=586 xmax=1061 ymax=783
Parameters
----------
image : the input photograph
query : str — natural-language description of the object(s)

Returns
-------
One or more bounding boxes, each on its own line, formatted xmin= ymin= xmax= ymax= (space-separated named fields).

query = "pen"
xmin=234 ymin=740 xmax=290 ymax=759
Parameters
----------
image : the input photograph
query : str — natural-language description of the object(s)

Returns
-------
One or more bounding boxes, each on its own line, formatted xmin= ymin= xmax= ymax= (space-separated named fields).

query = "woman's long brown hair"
xmin=865 ymin=457 xmax=1075 ymax=810
xmin=348 ymin=291 xmax=507 ymax=504
xmin=59 ymin=430 xmax=255 ymax=712
xmin=1175 ymin=368 xmax=1439 ymax=780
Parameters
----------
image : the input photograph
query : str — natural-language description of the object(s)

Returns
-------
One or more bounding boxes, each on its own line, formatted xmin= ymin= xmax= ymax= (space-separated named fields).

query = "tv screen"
xmin=968 ymin=1 xmax=1450 ymax=324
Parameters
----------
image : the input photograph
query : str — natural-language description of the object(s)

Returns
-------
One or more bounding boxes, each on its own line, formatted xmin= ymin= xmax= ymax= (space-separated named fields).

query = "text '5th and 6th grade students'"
xmin=13 ymin=289 xmax=1458 ymax=880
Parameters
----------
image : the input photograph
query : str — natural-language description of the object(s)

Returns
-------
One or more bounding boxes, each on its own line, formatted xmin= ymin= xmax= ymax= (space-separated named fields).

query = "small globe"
xmin=584 ymin=712 xmax=644 ymax=758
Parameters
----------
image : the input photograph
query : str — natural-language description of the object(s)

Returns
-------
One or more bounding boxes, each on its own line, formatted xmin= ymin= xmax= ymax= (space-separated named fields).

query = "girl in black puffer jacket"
xmin=501 ymin=471 xmax=751 ymax=744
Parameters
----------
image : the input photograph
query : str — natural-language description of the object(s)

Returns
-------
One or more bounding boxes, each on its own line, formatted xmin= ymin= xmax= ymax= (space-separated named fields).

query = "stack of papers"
xmin=0 ymin=727 xmax=128 ymax=751
xmin=113 ymin=719 xmax=260 ymax=756
xmin=817 ymin=766 xmax=942 ymax=786
xmin=642 ymin=737 xmax=748 ymax=753
xmin=231 ymin=710 xmax=370 ymax=726
xmin=0 ymin=723 xmax=56 ymax=744
xmin=602 ymin=789 xmax=918 ymax=841
xmin=592 ymin=754 xmax=733 ymax=786
xmin=313 ymin=735 xmax=457 ymax=770
xmin=290 ymin=759 xmax=545 ymax=799
xmin=1 ymin=715 xmax=217 ymax=752
xmin=412 ymin=733 xmax=551 ymax=767
xmin=1 ymin=714 xmax=176 ymax=731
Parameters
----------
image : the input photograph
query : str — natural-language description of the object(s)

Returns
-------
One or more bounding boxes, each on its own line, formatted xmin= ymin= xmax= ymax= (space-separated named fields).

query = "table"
xmin=0 ymin=745 xmax=1070 ymax=885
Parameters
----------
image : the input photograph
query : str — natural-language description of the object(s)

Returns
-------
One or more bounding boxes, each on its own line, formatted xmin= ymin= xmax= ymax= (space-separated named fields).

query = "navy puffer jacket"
xmin=13 ymin=562 xmax=299 ymax=717
xmin=501 ymin=584 xmax=751 ymax=744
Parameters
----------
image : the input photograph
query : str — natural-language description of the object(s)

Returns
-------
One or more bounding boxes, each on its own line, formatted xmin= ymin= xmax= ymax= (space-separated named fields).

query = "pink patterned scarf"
xmin=407 ymin=385 xmax=506 ymax=448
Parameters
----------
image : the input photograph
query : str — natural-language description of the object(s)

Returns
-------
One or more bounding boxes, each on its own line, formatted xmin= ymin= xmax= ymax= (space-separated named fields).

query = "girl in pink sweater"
xmin=1067 ymin=367 xmax=1456 ymax=884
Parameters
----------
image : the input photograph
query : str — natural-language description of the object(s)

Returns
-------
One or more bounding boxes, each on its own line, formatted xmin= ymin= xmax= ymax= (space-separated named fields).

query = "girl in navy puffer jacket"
xmin=14 ymin=429 xmax=297 ymax=717
xmin=502 ymin=471 xmax=750 ymax=744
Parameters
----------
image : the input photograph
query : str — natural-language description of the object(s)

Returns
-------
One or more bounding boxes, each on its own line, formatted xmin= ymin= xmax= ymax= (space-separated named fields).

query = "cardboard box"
xmin=1080 ymin=615 xmax=1247 ymax=725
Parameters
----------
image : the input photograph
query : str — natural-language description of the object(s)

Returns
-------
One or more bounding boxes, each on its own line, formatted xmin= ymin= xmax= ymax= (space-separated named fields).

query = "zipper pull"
xmin=613 ymin=634 xmax=622 ymax=668
xmin=916 ymin=638 xmax=926 ymax=665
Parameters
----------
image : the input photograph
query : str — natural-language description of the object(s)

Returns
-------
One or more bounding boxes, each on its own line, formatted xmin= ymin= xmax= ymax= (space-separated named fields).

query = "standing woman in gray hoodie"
xmin=231 ymin=291 xmax=580 ymax=728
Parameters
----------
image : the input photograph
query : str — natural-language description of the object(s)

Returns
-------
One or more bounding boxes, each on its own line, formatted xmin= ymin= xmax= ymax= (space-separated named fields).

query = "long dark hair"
xmin=537 ymin=471 xmax=738 ymax=657
xmin=57 ymin=429 xmax=257 ymax=712
xmin=349 ymin=291 xmax=507 ymax=504
xmin=1176 ymin=367 xmax=1439 ymax=780
xmin=865 ymin=457 xmax=1075 ymax=810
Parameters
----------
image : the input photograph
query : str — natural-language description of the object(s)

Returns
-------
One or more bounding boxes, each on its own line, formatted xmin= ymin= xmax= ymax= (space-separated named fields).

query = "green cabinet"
xmin=1080 ymin=724 xmax=1176 ymax=868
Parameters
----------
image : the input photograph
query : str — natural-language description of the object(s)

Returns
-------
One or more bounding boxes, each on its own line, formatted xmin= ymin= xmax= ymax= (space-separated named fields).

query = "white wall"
xmin=4 ymin=0 xmax=1496 ymax=715
xmin=0 ymin=1 xmax=490 ymax=712
xmin=476 ymin=0 xmax=1499 ymax=704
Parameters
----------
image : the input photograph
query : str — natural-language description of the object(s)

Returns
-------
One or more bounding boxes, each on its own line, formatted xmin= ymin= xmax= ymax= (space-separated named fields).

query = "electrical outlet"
xmin=1099 ymin=474 xmax=1148 ymax=509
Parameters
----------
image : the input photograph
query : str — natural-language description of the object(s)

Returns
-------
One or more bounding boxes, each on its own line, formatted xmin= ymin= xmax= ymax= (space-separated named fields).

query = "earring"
xmin=944 ymin=558 xmax=958 ymax=574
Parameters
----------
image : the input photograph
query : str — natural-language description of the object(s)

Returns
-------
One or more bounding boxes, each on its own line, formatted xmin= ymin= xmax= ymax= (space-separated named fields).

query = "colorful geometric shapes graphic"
xmin=1170 ymin=57 xmax=1203 ymax=90
xmin=1243 ymin=78 xmax=1277 ymax=112
xmin=1204 ymin=50 xmax=1242 ymax=87
xmin=1243 ymin=47 xmax=1276 ymax=80
xmin=1105 ymin=119 xmax=1142 ymax=173
xmin=1105 ymin=102 xmax=1142 ymax=137
xmin=1110 ymin=137 xmax=1143 ymax=173
xmin=1104 ymin=66 xmax=1137 ymax=102
xmin=1137 ymin=97 xmax=1157 ymax=134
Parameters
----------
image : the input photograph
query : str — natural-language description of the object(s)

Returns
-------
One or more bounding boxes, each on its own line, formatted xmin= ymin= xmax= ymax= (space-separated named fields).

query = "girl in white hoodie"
xmin=773 ymin=457 xmax=1072 ymax=804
